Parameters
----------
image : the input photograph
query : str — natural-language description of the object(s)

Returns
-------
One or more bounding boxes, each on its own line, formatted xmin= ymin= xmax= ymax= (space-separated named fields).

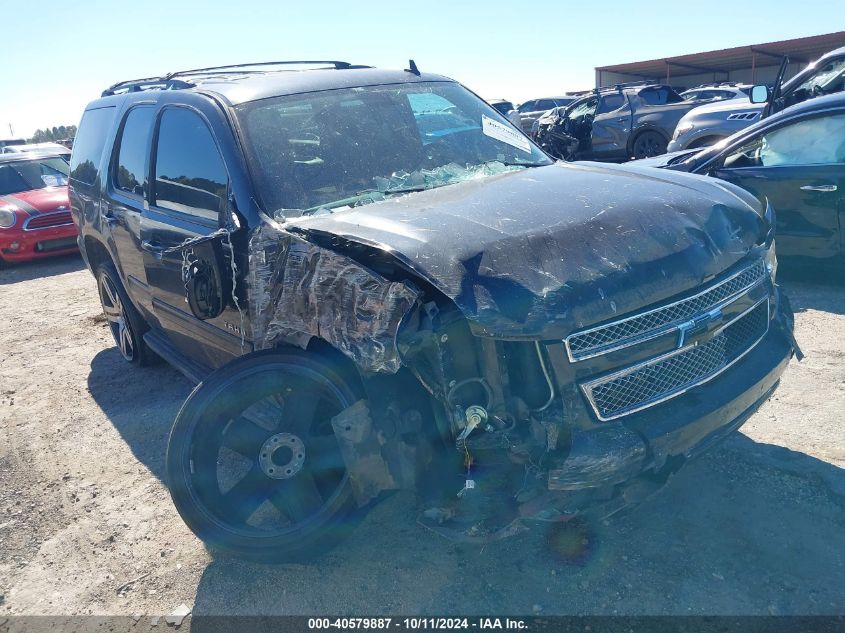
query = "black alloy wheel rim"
xmin=98 ymin=273 xmax=134 ymax=361
xmin=634 ymin=133 xmax=665 ymax=158
xmin=186 ymin=366 xmax=349 ymax=538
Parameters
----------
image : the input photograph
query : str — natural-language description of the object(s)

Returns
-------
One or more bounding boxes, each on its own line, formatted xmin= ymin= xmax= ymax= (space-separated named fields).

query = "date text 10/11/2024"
xmin=307 ymin=618 xmax=529 ymax=630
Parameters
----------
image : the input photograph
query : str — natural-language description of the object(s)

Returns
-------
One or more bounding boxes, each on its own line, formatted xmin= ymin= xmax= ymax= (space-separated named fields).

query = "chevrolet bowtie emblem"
xmin=677 ymin=307 xmax=723 ymax=348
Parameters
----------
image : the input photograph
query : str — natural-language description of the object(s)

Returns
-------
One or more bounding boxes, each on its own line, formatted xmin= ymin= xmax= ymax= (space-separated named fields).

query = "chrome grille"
xmin=582 ymin=299 xmax=769 ymax=421
xmin=566 ymin=259 xmax=766 ymax=361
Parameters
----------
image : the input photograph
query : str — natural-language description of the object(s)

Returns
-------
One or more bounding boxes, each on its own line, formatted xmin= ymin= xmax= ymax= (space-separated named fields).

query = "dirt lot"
xmin=1 ymin=254 xmax=844 ymax=618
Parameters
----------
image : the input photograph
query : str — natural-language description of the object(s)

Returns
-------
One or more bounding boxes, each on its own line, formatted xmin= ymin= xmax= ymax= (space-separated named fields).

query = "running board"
xmin=143 ymin=330 xmax=210 ymax=384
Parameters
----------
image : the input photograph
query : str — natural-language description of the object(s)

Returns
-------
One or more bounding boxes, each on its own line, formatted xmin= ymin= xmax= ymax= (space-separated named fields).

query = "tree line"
xmin=30 ymin=125 xmax=77 ymax=143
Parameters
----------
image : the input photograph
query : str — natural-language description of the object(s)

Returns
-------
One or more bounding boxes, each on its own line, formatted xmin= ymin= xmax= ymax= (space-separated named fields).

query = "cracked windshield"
xmin=236 ymin=82 xmax=551 ymax=215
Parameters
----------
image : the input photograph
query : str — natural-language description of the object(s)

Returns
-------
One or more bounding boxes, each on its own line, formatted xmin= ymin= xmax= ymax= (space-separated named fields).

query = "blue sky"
xmin=1 ymin=0 xmax=841 ymax=137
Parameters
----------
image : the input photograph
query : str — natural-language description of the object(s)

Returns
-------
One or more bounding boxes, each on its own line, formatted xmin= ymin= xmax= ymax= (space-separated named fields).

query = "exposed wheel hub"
xmin=259 ymin=433 xmax=306 ymax=479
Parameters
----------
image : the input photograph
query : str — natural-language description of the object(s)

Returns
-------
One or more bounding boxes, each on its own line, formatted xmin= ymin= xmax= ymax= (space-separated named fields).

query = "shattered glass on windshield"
xmin=303 ymin=161 xmax=526 ymax=215
xmin=235 ymin=81 xmax=550 ymax=215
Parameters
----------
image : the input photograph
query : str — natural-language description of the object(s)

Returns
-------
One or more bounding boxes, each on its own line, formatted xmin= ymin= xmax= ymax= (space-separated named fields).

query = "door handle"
xmin=141 ymin=239 xmax=167 ymax=260
xmin=616 ymin=117 xmax=627 ymax=123
xmin=800 ymin=184 xmax=837 ymax=192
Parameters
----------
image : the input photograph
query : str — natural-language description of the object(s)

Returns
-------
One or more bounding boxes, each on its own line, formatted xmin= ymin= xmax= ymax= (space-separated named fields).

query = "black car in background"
xmin=534 ymin=83 xmax=703 ymax=161
xmin=69 ymin=60 xmax=794 ymax=561
xmin=517 ymin=96 xmax=577 ymax=133
xmin=487 ymin=98 xmax=523 ymax=127
xmin=635 ymin=92 xmax=845 ymax=272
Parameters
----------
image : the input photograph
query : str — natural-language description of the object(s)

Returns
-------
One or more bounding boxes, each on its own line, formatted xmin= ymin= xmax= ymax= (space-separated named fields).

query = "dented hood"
xmin=286 ymin=162 xmax=765 ymax=338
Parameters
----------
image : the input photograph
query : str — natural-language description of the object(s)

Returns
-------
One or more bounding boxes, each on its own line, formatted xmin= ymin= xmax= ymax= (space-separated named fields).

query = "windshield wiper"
xmin=499 ymin=160 xmax=548 ymax=167
xmin=381 ymin=185 xmax=429 ymax=194
xmin=302 ymin=186 xmax=430 ymax=215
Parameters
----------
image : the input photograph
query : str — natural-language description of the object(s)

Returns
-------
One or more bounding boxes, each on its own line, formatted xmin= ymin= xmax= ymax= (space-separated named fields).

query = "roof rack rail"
xmin=166 ymin=60 xmax=362 ymax=78
xmin=612 ymin=80 xmax=659 ymax=90
xmin=592 ymin=80 xmax=658 ymax=94
xmin=101 ymin=60 xmax=367 ymax=97
xmin=102 ymin=77 xmax=194 ymax=97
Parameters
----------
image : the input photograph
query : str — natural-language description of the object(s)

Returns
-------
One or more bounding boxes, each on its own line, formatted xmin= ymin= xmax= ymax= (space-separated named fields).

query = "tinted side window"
xmin=597 ymin=94 xmax=626 ymax=114
xmin=639 ymin=88 xmax=668 ymax=105
xmin=70 ymin=107 xmax=116 ymax=185
xmin=113 ymin=107 xmax=154 ymax=196
xmin=153 ymin=108 xmax=228 ymax=221
xmin=535 ymin=99 xmax=555 ymax=111
xmin=639 ymin=87 xmax=684 ymax=105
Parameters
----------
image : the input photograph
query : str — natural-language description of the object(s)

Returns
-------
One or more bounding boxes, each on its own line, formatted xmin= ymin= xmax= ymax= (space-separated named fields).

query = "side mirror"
xmin=750 ymin=85 xmax=769 ymax=104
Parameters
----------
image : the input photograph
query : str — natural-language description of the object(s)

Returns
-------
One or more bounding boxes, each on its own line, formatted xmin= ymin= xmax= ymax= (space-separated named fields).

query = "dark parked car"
xmin=487 ymin=98 xmax=523 ymax=127
xmin=517 ymin=96 xmax=577 ymax=133
xmin=534 ymin=83 xmax=702 ymax=161
xmin=70 ymin=61 xmax=795 ymax=561
xmin=635 ymin=92 xmax=845 ymax=271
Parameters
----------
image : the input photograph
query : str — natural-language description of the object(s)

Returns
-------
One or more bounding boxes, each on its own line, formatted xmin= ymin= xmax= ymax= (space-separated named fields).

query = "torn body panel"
xmin=231 ymin=163 xmax=790 ymax=543
xmin=247 ymin=218 xmax=420 ymax=374
xmin=287 ymin=163 xmax=767 ymax=339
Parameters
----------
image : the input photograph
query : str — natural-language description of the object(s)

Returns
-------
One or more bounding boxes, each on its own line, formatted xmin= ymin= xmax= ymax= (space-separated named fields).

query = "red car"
xmin=0 ymin=152 xmax=78 ymax=265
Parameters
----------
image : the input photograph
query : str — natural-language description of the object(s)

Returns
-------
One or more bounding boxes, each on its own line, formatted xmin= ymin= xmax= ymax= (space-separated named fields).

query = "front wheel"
xmin=631 ymin=131 xmax=668 ymax=159
xmin=166 ymin=349 xmax=364 ymax=562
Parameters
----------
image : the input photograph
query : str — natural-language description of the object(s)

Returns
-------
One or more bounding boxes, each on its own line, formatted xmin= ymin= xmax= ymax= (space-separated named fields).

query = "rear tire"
xmin=166 ymin=349 xmax=365 ymax=562
xmin=95 ymin=262 xmax=154 ymax=365
xmin=631 ymin=131 xmax=668 ymax=159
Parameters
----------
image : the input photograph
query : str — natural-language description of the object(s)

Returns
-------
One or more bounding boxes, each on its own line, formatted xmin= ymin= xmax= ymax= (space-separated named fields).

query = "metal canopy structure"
xmin=596 ymin=31 xmax=845 ymax=88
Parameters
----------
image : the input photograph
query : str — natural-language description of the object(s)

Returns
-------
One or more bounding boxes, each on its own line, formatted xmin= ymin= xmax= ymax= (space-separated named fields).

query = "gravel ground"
xmin=0 ymin=254 xmax=843 ymax=618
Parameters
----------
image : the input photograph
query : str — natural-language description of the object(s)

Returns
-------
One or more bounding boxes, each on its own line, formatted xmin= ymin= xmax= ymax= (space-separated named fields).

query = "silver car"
xmin=678 ymin=84 xmax=750 ymax=104
xmin=668 ymin=45 xmax=845 ymax=151
xmin=668 ymin=98 xmax=761 ymax=151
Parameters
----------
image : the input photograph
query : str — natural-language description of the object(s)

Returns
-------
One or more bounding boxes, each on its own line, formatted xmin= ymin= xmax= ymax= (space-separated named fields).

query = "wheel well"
xmin=83 ymin=236 xmax=114 ymax=274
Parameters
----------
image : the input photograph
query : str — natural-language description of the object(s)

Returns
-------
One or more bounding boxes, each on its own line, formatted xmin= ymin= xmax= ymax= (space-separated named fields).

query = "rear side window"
xmin=534 ymin=99 xmax=556 ymax=111
xmin=597 ymin=94 xmax=626 ymax=114
xmin=113 ymin=106 xmax=154 ymax=196
xmin=153 ymin=108 xmax=228 ymax=222
xmin=639 ymin=87 xmax=684 ymax=105
xmin=70 ymin=106 xmax=116 ymax=185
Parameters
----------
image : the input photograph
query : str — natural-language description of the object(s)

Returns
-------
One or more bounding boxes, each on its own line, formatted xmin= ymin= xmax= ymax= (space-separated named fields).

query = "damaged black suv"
xmin=70 ymin=60 xmax=796 ymax=561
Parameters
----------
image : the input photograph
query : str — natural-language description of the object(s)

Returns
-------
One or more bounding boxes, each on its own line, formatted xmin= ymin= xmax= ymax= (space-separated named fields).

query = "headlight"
xmin=0 ymin=207 xmax=17 ymax=229
xmin=765 ymin=241 xmax=778 ymax=283
xmin=673 ymin=123 xmax=694 ymax=140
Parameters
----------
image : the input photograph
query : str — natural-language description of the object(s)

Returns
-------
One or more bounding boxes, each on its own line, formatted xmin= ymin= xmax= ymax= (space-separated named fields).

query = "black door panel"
xmin=141 ymin=105 xmax=247 ymax=370
xmin=712 ymin=164 xmax=844 ymax=264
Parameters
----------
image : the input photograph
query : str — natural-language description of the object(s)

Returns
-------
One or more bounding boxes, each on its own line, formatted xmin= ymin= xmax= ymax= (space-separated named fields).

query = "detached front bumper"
xmin=546 ymin=287 xmax=794 ymax=490
xmin=0 ymin=224 xmax=79 ymax=263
